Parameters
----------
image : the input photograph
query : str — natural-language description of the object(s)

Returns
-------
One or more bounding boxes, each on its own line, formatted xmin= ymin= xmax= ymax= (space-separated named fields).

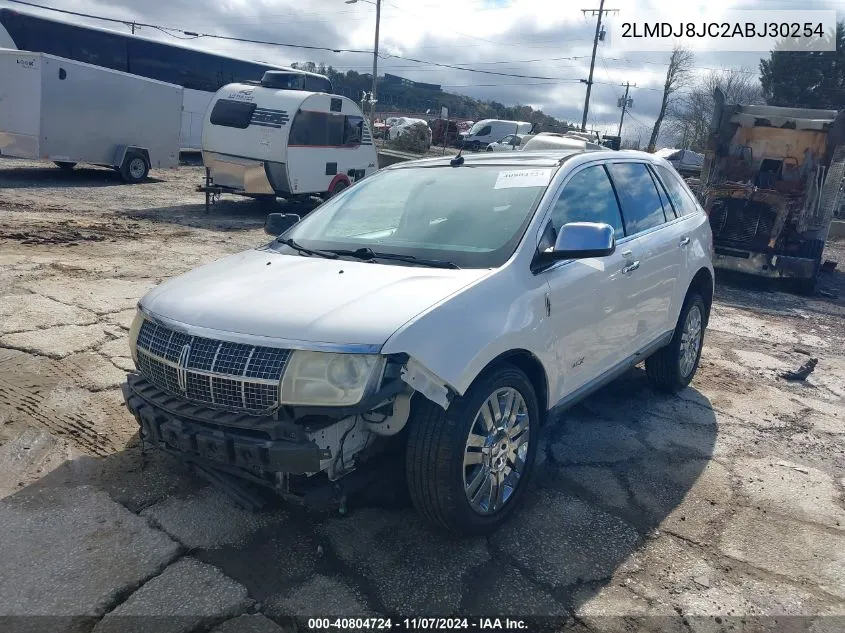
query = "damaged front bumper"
xmin=123 ymin=373 xmax=329 ymax=480
xmin=713 ymin=247 xmax=818 ymax=280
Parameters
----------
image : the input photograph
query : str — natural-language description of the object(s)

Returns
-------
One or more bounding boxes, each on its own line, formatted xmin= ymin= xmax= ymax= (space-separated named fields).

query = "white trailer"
xmin=0 ymin=49 xmax=182 ymax=182
xmin=202 ymin=81 xmax=378 ymax=200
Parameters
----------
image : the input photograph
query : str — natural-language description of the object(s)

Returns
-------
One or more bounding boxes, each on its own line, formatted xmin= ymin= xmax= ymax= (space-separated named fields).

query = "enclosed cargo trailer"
xmin=0 ymin=49 xmax=182 ymax=182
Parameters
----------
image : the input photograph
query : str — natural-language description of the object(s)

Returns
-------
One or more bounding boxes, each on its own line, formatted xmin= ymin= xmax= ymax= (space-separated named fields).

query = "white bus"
xmin=0 ymin=8 xmax=333 ymax=151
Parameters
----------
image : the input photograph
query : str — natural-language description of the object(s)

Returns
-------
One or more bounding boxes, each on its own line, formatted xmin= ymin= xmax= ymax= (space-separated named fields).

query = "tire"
xmin=792 ymin=239 xmax=824 ymax=296
xmin=119 ymin=151 xmax=149 ymax=184
xmin=327 ymin=180 xmax=348 ymax=199
xmin=405 ymin=363 xmax=539 ymax=536
xmin=646 ymin=293 xmax=707 ymax=393
xmin=54 ymin=161 xmax=76 ymax=171
xmin=486 ymin=146 xmax=494 ymax=152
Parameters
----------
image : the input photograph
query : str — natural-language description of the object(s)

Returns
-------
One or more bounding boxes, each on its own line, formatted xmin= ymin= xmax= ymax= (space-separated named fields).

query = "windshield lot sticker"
xmin=494 ymin=168 xmax=553 ymax=189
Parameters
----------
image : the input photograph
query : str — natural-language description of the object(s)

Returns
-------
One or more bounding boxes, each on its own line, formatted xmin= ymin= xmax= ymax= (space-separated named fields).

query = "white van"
xmin=202 ymin=77 xmax=379 ymax=199
xmin=461 ymin=119 xmax=532 ymax=151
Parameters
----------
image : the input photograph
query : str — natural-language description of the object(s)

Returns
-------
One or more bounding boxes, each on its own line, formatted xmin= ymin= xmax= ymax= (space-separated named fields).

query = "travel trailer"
xmin=0 ymin=49 xmax=181 ymax=182
xmin=202 ymin=76 xmax=378 ymax=200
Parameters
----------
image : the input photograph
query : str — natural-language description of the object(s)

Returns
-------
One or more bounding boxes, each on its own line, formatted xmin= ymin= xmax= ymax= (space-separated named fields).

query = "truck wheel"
xmin=119 ymin=151 xmax=149 ymax=184
xmin=793 ymin=239 xmax=825 ymax=296
xmin=406 ymin=363 xmax=539 ymax=536
xmin=54 ymin=161 xmax=77 ymax=171
xmin=646 ymin=293 xmax=706 ymax=393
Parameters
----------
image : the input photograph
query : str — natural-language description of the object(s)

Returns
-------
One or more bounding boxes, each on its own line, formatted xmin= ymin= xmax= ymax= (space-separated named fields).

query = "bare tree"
xmin=647 ymin=47 xmax=694 ymax=152
xmin=666 ymin=68 xmax=764 ymax=151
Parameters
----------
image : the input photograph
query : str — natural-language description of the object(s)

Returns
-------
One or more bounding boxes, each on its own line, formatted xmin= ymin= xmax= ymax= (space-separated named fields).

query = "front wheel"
xmin=646 ymin=293 xmax=706 ymax=393
xmin=406 ymin=364 xmax=539 ymax=536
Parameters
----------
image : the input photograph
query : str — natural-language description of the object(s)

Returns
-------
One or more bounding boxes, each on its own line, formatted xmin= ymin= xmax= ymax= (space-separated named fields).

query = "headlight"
xmin=280 ymin=351 xmax=385 ymax=407
xmin=128 ymin=308 xmax=145 ymax=364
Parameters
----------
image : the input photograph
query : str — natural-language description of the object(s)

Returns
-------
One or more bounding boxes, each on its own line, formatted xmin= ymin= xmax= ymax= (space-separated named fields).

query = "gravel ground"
xmin=1 ymin=157 xmax=844 ymax=632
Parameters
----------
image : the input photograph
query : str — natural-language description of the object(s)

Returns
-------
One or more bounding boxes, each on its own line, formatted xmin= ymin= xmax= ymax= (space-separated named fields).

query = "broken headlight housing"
xmin=128 ymin=307 xmax=145 ymax=364
xmin=279 ymin=351 xmax=386 ymax=407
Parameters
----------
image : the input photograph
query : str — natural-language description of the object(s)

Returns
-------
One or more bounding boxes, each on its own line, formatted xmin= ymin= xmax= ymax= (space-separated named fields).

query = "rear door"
xmin=606 ymin=161 xmax=679 ymax=352
xmin=0 ymin=51 xmax=41 ymax=158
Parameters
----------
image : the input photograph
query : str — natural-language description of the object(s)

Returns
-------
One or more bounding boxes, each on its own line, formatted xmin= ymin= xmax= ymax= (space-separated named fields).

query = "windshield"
xmin=271 ymin=165 xmax=556 ymax=269
xmin=467 ymin=121 xmax=490 ymax=135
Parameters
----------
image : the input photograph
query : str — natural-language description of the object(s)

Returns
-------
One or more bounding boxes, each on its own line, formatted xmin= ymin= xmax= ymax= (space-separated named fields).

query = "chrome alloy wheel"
xmin=679 ymin=304 xmax=703 ymax=378
xmin=463 ymin=387 xmax=530 ymax=515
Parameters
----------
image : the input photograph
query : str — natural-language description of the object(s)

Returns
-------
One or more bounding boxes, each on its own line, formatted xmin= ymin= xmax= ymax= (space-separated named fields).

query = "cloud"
xmin=2 ymin=0 xmax=841 ymax=140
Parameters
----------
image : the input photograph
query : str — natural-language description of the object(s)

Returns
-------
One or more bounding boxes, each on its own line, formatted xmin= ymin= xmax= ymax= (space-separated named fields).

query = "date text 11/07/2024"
xmin=306 ymin=618 xmax=529 ymax=631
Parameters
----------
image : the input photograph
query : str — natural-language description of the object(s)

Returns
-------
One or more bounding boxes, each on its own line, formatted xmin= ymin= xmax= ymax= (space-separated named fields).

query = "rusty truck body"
xmin=698 ymin=88 xmax=845 ymax=292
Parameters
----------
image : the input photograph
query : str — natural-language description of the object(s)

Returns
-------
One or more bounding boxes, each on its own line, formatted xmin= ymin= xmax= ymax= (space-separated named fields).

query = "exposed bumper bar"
xmin=122 ymin=374 xmax=328 ymax=475
xmin=713 ymin=248 xmax=817 ymax=280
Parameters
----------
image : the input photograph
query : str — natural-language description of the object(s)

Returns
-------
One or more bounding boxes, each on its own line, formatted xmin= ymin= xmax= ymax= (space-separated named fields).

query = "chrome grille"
xmin=135 ymin=319 xmax=290 ymax=415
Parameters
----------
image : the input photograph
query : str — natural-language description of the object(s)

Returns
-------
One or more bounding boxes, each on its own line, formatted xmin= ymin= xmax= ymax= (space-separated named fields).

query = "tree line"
xmin=651 ymin=22 xmax=844 ymax=152
xmin=289 ymin=61 xmax=575 ymax=133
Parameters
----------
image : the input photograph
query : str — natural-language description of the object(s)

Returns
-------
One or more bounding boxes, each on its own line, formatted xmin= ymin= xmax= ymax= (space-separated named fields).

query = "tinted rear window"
xmin=210 ymin=99 xmax=257 ymax=129
xmin=654 ymin=164 xmax=700 ymax=216
xmin=606 ymin=162 xmax=668 ymax=235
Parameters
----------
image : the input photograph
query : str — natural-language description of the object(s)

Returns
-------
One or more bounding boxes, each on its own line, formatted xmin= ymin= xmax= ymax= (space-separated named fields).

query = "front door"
xmin=541 ymin=163 xmax=632 ymax=399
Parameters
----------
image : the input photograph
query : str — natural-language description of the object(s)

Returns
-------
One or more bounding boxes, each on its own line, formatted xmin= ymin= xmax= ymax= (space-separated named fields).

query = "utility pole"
xmin=580 ymin=1 xmax=619 ymax=132
xmin=370 ymin=0 xmax=381 ymax=130
xmin=617 ymin=82 xmax=635 ymax=137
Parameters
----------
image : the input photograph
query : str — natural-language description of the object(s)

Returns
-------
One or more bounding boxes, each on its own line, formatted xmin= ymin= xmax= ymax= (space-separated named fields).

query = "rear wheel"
xmin=327 ymin=180 xmax=348 ymax=199
xmin=119 ymin=151 xmax=149 ymax=184
xmin=54 ymin=161 xmax=77 ymax=171
xmin=646 ymin=293 xmax=707 ymax=393
xmin=406 ymin=364 xmax=538 ymax=535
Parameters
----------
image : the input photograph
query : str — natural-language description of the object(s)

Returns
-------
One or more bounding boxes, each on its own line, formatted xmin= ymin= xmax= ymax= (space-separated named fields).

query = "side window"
xmin=327 ymin=113 xmax=345 ymax=146
xmin=209 ymin=100 xmax=257 ymax=129
xmin=477 ymin=125 xmax=492 ymax=136
xmin=647 ymin=165 xmax=677 ymax=219
xmin=606 ymin=162 xmax=667 ymax=235
xmin=654 ymin=164 xmax=700 ymax=216
xmin=343 ymin=115 xmax=364 ymax=145
xmin=289 ymin=111 xmax=328 ymax=146
xmin=549 ymin=165 xmax=625 ymax=239
xmin=71 ymin=30 xmax=127 ymax=72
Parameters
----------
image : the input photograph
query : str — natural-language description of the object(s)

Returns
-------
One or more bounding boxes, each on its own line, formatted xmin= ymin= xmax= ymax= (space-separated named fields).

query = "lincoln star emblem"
xmin=176 ymin=343 xmax=191 ymax=392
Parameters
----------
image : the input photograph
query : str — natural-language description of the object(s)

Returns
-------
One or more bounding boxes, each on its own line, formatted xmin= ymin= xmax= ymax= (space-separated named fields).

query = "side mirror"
xmin=264 ymin=213 xmax=300 ymax=236
xmin=538 ymin=222 xmax=616 ymax=263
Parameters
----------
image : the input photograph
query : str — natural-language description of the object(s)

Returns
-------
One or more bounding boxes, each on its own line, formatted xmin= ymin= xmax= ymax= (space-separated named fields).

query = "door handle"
xmin=622 ymin=260 xmax=640 ymax=274
xmin=679 ymin=237 xmax=690 ymax=247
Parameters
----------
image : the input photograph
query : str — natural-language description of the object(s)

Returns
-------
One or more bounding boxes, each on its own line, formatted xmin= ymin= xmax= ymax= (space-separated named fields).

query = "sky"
xmin=1 ymin=0 xmax=842 ymax=144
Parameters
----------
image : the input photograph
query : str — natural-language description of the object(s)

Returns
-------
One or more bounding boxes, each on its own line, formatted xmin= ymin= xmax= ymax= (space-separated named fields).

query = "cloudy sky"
xmin=1 ymin=0 xmax=842 ymax=143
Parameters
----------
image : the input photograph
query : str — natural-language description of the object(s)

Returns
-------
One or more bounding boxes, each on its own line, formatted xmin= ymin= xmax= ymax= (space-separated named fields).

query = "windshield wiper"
xmin=277 ymin=238 xmax=339 ymax=260
xmin=328 ymin=247 xmax=460 ymax=269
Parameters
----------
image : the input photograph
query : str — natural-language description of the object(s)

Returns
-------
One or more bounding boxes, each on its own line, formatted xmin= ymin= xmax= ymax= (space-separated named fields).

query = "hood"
xmin=140 ymin=248 xmax=489 ymax=346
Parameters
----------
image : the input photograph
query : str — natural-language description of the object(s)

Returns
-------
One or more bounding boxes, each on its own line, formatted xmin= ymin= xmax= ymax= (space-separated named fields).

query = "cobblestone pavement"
xmin=1 ymin=158 xmax=844 ymax=632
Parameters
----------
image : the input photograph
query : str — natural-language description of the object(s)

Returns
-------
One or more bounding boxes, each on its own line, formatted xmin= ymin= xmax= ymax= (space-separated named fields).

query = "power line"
xmin=3 ymin=0 xmax=590 ymax=81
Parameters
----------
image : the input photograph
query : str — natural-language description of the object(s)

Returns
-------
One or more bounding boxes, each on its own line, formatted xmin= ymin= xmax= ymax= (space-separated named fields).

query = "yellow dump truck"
xmin=699 ymin=88 xmax=845 ymax=293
